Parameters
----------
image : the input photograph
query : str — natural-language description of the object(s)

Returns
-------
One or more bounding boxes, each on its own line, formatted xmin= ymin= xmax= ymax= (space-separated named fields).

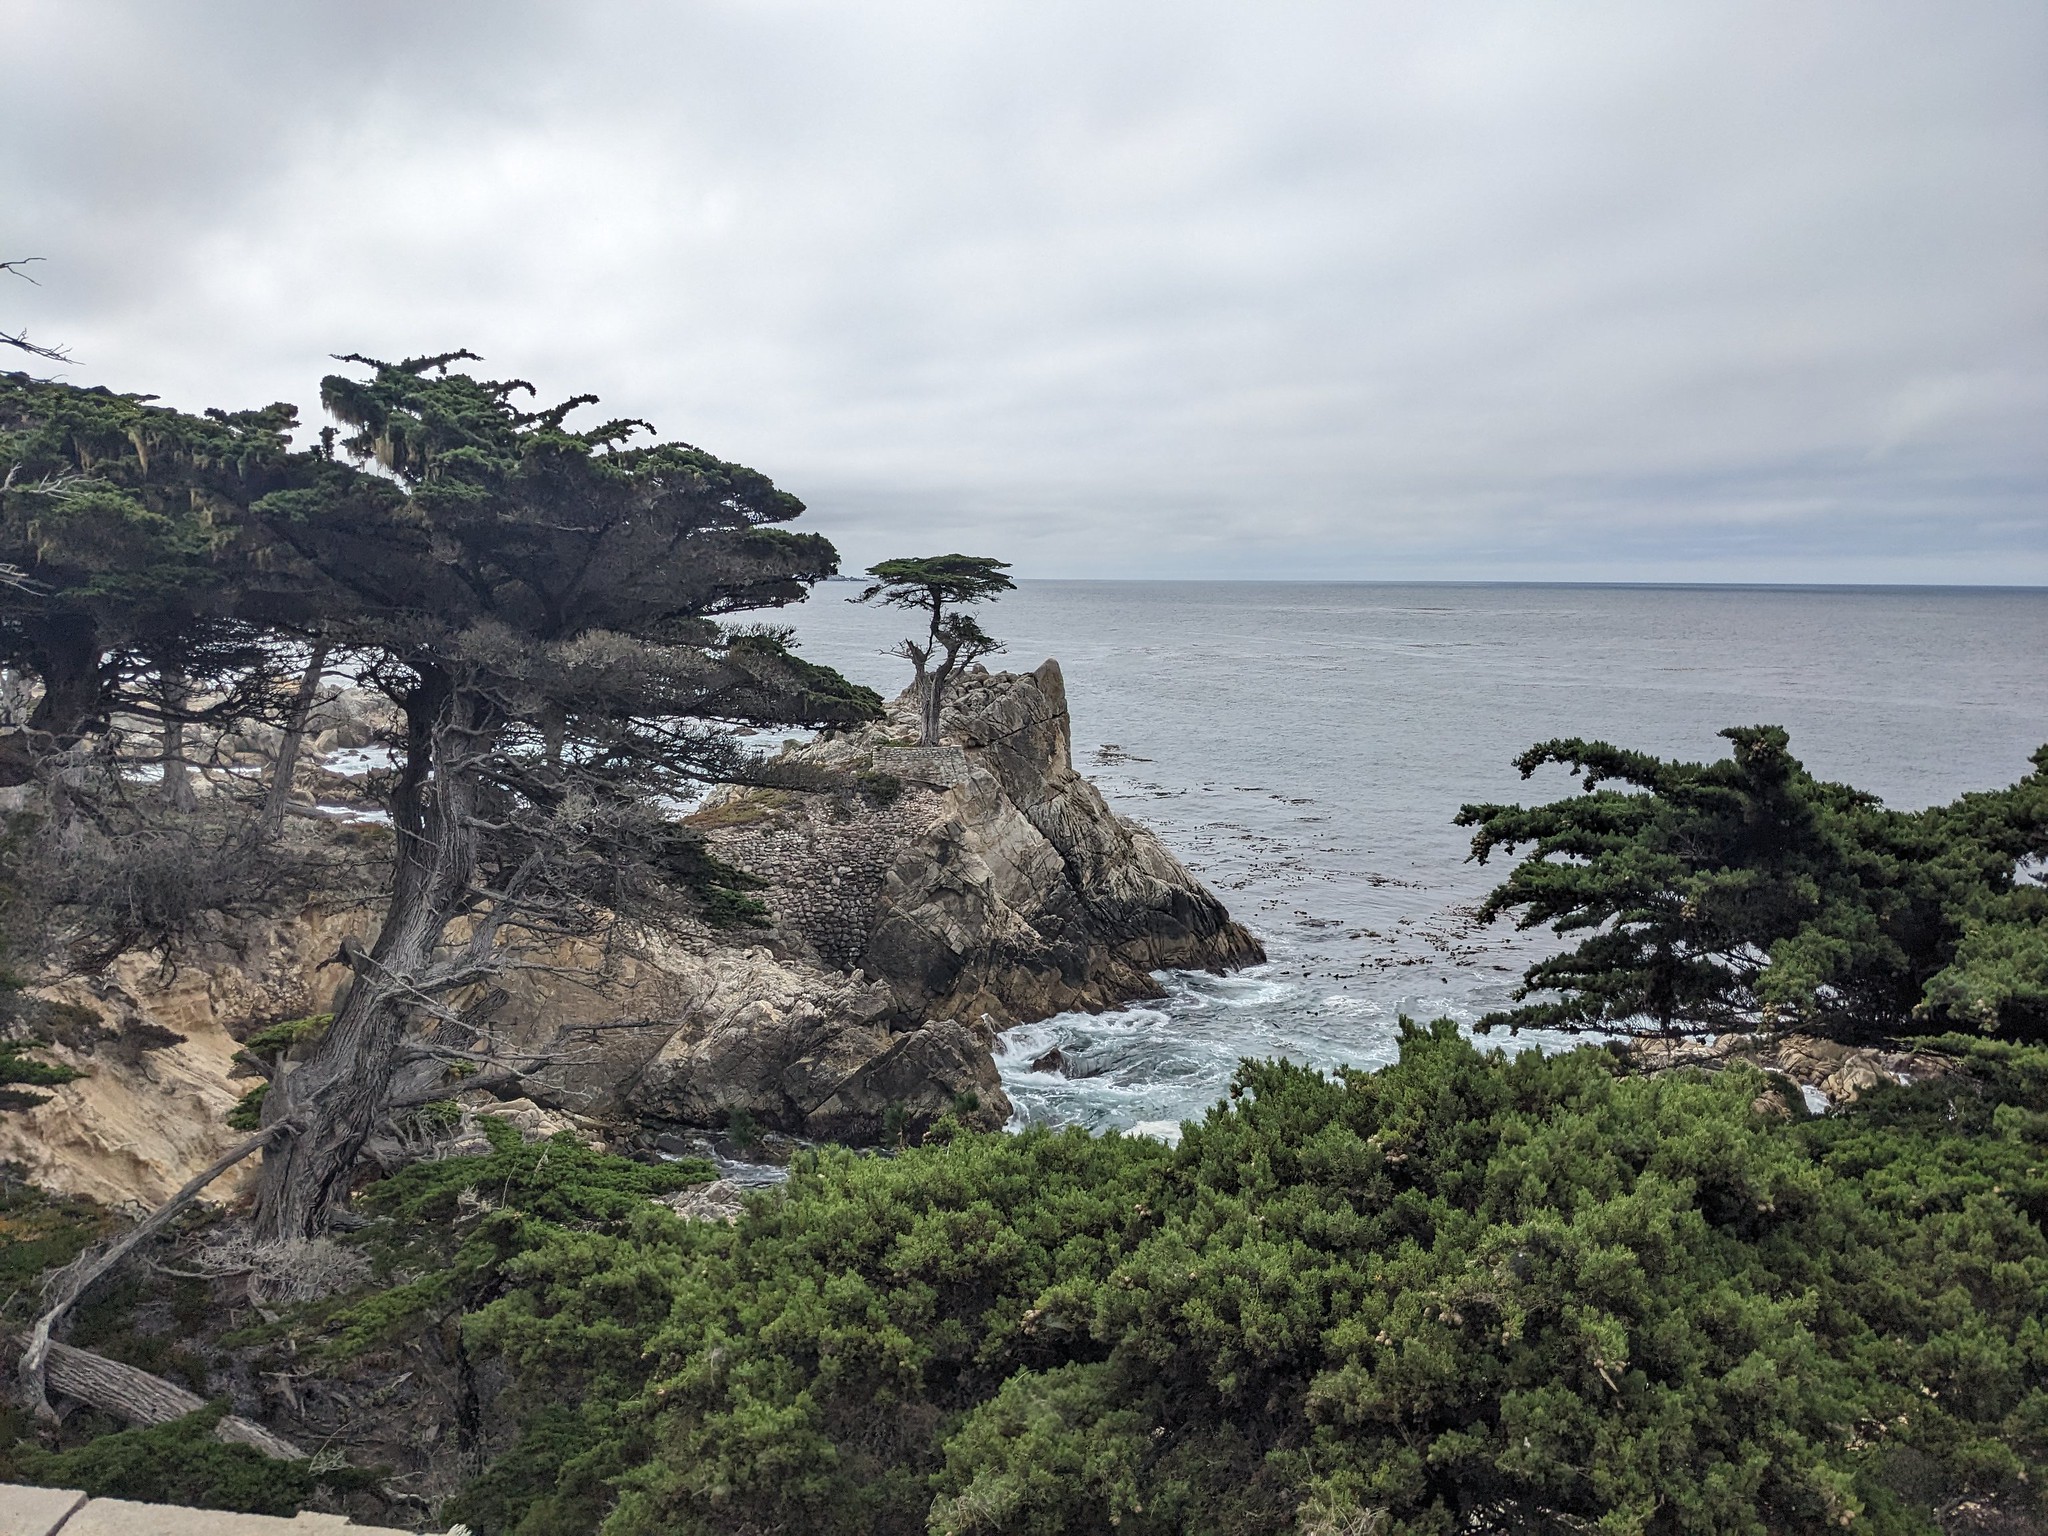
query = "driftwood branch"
xmin=43 ymin=1341 xmax=306 ymax=1460
xmin=17 ymin=1125 xmax=283 ymax=1418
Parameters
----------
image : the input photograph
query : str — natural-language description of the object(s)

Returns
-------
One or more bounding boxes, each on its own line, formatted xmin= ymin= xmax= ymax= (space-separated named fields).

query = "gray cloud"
xmin=5 ymin=0 xmax=2043 ymax=581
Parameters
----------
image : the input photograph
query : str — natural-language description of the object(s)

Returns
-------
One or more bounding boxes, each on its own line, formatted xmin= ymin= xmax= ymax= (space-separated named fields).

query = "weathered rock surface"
xmin=0 ymin=909 xmax=368 ymax=1207
xmin=701 ymin=659 xmax=1265 ymax=1027
xmin=1631 ymin=1031 xmax=1955 ymax=1109
xmin=617 ymin=941 xmax=1003 ymax=1142
xmin=656 ymin=1178 xmax=751 ymax=1223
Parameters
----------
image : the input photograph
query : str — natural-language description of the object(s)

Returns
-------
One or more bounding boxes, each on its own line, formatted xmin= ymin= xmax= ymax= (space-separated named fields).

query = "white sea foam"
xmin=1128 ymin=1120 xmax=1184 ymax=1146
xmin=323 ymin=745 xmax=395 ymax=776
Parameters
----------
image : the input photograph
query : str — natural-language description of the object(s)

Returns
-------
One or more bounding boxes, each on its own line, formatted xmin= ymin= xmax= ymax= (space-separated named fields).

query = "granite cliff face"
xmin=630 ymin=658 xmax=1264 ymax=1138
xmin=5 ymin=659 xmax=1263 ymax=1202
xmin=698 ymin=658 xmax=1264 ymax=1026
xmin=0 ymin=910 xmax=369 ymax=1207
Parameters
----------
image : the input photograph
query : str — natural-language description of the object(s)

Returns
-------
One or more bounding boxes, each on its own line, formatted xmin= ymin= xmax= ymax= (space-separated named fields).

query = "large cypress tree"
xmin=1458 ymin=726 xmax=2048 ymax=1041
xmin=238 ymin=352 xmax=879 ymax=1236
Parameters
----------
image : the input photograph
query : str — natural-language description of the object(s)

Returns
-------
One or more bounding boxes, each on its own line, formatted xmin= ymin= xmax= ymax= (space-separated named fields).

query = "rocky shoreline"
xmin=0 ymin=658 xmax=1264 ymax=1207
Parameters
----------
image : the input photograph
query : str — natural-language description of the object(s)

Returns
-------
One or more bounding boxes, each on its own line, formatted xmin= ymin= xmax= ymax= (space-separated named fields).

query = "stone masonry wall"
xmin=700 ymin=747 xmax=971 ymax=971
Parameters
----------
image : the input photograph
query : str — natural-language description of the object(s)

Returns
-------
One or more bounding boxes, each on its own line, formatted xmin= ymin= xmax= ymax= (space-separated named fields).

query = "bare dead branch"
xmin=0 ymin=329 xmax=70 ymax=363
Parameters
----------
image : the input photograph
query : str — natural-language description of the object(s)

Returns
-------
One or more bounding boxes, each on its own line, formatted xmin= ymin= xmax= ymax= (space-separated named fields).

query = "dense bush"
xmin=0 ymin=1406 xmax=328 ymax=1516
xmin=419 ymin=1023 xmax=2047 ymax=1535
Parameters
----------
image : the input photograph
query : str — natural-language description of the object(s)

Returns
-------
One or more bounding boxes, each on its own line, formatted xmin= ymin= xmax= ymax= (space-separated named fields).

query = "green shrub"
xmin=242 ymin=1013 xmax=334 ymax=1055
xmin=0 ymin=1405 xmax=323 ymax=1515
xmin=1458 ymin=731 xmax=2048 ymax=1041
xmin=426 ymin=1022 xmax=2047 ymax=1535
xmin=856 ymin=770 xmax=906 ymax=807
xmin=0 ymin=1174 xmax=110 ymax=1298
xmin=225 ymin=1082 xmax=268 ymax=1130
xmin=0 ymin=964 xmax=85 ymax=1113
xmin=0 ymin=1043 xmax=80 ymax=1113
xmin=312 ymin=1120 xmax=715 ymax=1363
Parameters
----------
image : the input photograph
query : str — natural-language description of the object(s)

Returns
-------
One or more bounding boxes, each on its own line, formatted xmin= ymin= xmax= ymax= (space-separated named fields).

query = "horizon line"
xmin=823 ymin=576 xmax=2048 ymax=593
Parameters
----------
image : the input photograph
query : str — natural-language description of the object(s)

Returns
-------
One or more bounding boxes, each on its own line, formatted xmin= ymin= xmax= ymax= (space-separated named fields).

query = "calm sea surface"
xmin=779 ymin=582 xmax=2048 ymax=1139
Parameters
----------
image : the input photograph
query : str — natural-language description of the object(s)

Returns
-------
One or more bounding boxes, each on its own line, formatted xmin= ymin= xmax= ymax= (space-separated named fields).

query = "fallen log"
xmin=43 ymin=1340 xmax=306 ymax=1460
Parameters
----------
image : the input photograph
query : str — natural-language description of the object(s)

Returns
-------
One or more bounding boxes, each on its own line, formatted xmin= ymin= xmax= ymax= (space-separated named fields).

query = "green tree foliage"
xmin=0 ymin=965 xmax=81 ymax=1113
xmin=1456 ymin=728 xmax=2048 ymax=1040
xmin=855 ymin=554 xmax=1015 ymax=745
xmin=377 ymin=1024 xmax=2046 ymax=1534
xmin=0 ymin=375 xmax=332 ymax=972
xmin=0 ymin=1042 xmax=79 ymax=1113
xmin=0 ymin=371 xmax=307 ymax=782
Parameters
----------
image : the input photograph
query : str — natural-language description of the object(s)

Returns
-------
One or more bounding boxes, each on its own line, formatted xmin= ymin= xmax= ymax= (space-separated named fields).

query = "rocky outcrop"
xmin=622 ymin=659 xmax=1262 ymax=1140
xmin=0 ymin=909 xmax=369 ymax=1208
xmin=701 ymin=659 xmax=1264 ymax=1026
xmin=4 ymin=659 xmax=1260 ymax=1201
xmin=614 ymin=942 xmax=1004 ymax=1142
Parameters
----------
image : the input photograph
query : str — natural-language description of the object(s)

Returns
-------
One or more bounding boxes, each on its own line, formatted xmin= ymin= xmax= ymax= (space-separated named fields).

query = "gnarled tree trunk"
xmin=44 ymin=1342 xmax=306 ymax=1460
xmin=252 ymin=670 xmax=491 ymax=1239
xmin=19 ymin=1126 xmax=279 ymax=1416
xmin=920 ymin=669 xmax=944 ymax=746
xmin=158 ymin=664 xmax=198 ymax=812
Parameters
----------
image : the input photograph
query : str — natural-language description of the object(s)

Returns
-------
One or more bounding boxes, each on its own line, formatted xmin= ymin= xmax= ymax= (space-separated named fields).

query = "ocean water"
xmin=779 ymin=582 xmax=2048 ymax=1138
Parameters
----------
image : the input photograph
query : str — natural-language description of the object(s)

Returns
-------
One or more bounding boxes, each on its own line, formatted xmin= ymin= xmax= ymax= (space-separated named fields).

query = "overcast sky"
xmin=5 ymin=1 xmax=2044 ymax=583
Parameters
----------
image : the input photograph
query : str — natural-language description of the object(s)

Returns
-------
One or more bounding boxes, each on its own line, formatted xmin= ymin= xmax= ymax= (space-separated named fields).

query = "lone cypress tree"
xmin=854 ymin=554 xmax=1014 ymax=745
xmin=237 ymin=352 xmax=879 ymax=1237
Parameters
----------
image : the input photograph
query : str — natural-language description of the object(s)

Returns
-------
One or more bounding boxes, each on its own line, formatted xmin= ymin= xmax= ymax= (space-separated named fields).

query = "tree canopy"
xmin=1 ymin=351 xmax=883 ymax=1233
xmin=1457 ymin=726 xmax=2048 ymax=1041
xmin=857 ymin=554 xmax=1017 ymax=614
xmin=0 ymin=372 xmax=307 ymax=782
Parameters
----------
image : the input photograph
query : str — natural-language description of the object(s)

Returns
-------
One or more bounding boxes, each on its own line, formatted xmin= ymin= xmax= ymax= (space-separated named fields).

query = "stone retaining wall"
xmin=708 ymin=784 xmax=947 ymax=970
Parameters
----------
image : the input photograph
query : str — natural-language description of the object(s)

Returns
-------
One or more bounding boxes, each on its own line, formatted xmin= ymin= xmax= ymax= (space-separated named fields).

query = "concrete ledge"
xmin=0 ymin=1484 xmax=437 ymax=1535
xmin=0 ymin=1484 xmax=86 ymax=1536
